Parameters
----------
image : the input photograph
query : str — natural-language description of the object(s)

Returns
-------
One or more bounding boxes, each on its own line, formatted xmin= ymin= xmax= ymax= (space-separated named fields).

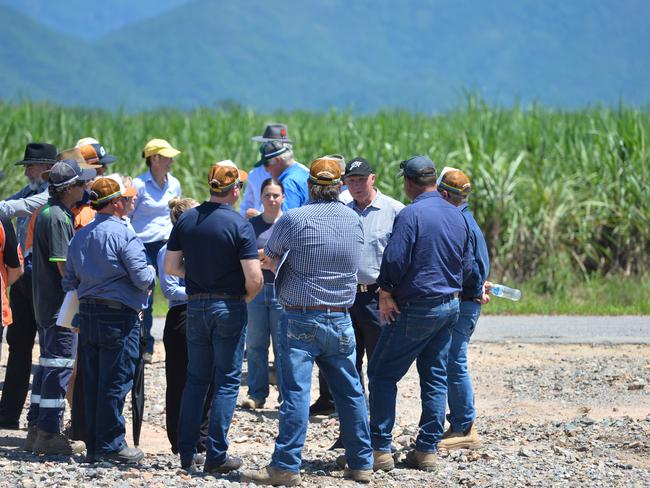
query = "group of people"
xmin=0 ymin=122 xmax=490 ymax=485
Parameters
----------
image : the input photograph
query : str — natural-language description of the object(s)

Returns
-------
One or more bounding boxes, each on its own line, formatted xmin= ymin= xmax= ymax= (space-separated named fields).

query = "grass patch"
xmin=152 ymin=275 xmax=650 ymax=318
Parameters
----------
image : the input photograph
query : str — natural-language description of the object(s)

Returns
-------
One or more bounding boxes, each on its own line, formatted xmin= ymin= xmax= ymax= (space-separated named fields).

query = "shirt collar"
xmin=352 ymin=189 xmax=384 ymax=211
xmin=459 ymin=202 xmax=469 ymax=212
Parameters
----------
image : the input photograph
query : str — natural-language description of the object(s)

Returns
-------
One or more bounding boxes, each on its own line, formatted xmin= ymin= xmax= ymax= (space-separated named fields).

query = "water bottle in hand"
xmin=491 ymin=283 xmax=522 ymax=301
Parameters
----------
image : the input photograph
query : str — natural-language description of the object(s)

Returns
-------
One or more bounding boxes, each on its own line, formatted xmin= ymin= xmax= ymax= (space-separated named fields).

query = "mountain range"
xmin=0 ymin=0 xmax=648 ymax=112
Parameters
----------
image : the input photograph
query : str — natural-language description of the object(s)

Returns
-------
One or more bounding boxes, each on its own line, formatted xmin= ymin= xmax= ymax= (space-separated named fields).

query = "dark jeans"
xmin=0 ymin=272 xmax=37 ymax=424
xmin=316 ymin=289 xmax=382 ymax=404
xmin=143 ymin=240 xmax=166 ymax=354
xmin=79 ymin=302 xmax=139 ymax=456
xmin=177 ymin=298 xmax=247 ymax=466
xmin=163 ymin=304 xmax=213 ymax=454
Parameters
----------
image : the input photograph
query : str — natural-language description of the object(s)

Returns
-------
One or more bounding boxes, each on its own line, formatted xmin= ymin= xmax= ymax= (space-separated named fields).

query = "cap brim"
xmin=251 ymin=136 xmax=293 ymax=144
xmin=122 ymin=186 xmax=138 ymax=197
xmin=80 ymin=162 xmax=102 ymax=169
xmin=158 ymin=148 xmax=181 ymax=158
xmin=238 ymin=169 xmax=248 ymax=182
xmin=99 ymin=155 xmax=117 ymax=165
xmin=396 ymin=168 xmax=405 ymax=177
xmin=80 ymin=168 xmax=97 ymax=181
xmin=343 ymin=170 xmax=372 ymax=178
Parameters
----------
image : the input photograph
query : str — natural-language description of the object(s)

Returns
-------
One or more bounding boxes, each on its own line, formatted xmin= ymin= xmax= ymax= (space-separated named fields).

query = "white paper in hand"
xmin=57 ymin=290 xmax=79 ymax=328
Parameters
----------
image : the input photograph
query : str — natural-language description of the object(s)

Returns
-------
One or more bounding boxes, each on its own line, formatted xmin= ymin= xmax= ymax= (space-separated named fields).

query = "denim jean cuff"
xmin=269 ymin=461 xmax=301 ymax=474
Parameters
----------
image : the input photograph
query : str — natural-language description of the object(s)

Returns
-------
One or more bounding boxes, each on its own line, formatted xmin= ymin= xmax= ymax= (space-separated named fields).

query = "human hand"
xmin=378 ymin=289 xmax=400 ymax=324
xmin=246 ymin=208 xmax=261 ymax=219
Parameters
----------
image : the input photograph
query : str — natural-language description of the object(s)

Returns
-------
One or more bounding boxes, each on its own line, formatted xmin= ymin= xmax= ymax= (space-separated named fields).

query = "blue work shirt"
xmin=278 ymin=163 xmax=309 ymax=210
xmin=130 ymin=170 xmax=181 ymax=244
xmin=62 ymin=214 xmax=156 ymax=311
xmin=157 ymin=244 xmax=187 ymax=308
xmin=377 ymin=191 xmax=473 ymax=304
xmin=459 ymin=203 xmax=490 ymax=299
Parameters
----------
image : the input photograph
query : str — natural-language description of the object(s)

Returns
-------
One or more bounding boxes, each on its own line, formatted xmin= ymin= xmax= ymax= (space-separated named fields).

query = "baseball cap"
xmin=75 ymin=137 xmax=99 ymax=147
xmin=255 ymin=140 xmax=290 ymax=167
xmin=344 ymin=157 xmax=373 ymax=178
xmin=88 ymin=177 xmax=123 ymax=205
xmin=309 ymin=156 xmax=342 ymax=186
xmin=397 ymin=155 xmax=437 ymax=179
xmin=78 ymin=143 xmax=117 ymax=166
xmin=56 ymin=148 xmax=103 ymax=170
xmin=251 ymin=123 xmax=293 ymax=143
xmin=439 ymin=169 xmax=471 ymax=196
xmin=106 ymin=174 xmax=138 ymax=198
xmin=43 ymin=159 xmax=97 ymax=187
xmin=208 ymin=160 xmax=248 ymax=191
xmin=142 ymin=139 xmax=181 ymax=159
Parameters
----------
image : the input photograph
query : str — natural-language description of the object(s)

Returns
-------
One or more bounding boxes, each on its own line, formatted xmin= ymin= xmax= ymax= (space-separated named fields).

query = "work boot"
xmin=404 ymin=449 xmax=437 ymax=472
xmin=32 ymin=429 xmax=85 ymax=455
xmin=240 ymin=397 xmax=265 ymax=410
xmin=23 ymin=423 xmax=38 ymax=452
xmin=437 ymin=422 xmax=481 ymax=451
xmin=343 ymin=467 xmax=373 ymax=483
xmin=204 ymin=455 xmax=243 ymax=474
xmin=372 ymin=450 xmax=394 ymax=471
xmin=97 ymin=447 xmax=144 ymax=464
xmin=240 ymin=465 xmax=302 ymax=486
xmin=309 ymin=397 xmax=335 ymax=416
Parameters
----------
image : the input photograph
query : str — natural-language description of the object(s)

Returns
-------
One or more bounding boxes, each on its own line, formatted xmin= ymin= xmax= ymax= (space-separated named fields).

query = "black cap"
xmin=344 ymin=157 xmax=373 ymax=178
xmin=43 ymin=159 xmax=97 ymax=187
xmin=15 ymin=142 xmax=58 ymax=166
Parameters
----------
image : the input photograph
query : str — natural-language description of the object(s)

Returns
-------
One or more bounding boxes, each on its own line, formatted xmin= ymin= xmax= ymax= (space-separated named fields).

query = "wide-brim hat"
xmin=15 ymin=142 xmax=58 ymax=166
xmin=251 ymin=123 xmax=293 ymax=143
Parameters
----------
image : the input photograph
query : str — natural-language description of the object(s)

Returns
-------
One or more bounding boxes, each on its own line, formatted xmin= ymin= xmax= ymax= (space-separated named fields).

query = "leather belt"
xmin=284 ymin=305 xmax=349 ymax=313
xmin=188 ymin=293 xmax=243 ymax=301
xmin=80 ymin=298 xmax=129 ymax=310
xmin=357 ymin=283 xmax=379 ymax=293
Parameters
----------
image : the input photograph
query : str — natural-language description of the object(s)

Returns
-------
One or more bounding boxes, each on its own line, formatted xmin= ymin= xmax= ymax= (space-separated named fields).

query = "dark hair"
xmin=209 ymin=187 xmax=235 ymax=198
xmin=405 ymin=173 xmax=437 ymax=188
xmin=260 ymin=178 xmax=285 ymax=196
xmin=145 ymin=156 xmax=153 ymax=168
xmin=90 ymin=200 xmax=112 ymax=211
xmin=308 ymin=182 xmax=341 ymax=202
xmin=48 ymin=181 xmax=79 ymax=200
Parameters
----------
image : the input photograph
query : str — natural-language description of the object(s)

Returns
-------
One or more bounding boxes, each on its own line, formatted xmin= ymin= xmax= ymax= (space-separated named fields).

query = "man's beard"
xmin=28 ymin=177 xmax=44 ymax=191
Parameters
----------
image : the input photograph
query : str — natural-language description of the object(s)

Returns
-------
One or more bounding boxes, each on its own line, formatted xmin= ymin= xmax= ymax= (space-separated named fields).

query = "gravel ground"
xmin=0 ymin=341 xmax=648 ymax=487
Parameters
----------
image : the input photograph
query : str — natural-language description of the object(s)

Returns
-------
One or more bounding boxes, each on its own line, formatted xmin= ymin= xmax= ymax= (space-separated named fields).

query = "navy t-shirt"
xmin=167 ymin=202 xmax=258 ymax=296
xmin=249 ymin=214 xmax=276 ymax=284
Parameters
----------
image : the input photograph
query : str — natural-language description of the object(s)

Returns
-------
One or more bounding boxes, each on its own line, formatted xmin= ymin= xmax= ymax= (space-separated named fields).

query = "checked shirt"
xmin=264 ymin=200 xmax=363 ymax=308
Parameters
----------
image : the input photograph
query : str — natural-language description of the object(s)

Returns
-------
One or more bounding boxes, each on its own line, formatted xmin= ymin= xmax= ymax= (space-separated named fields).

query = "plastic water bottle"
xmin=490 ymin=283 xmax=522 ymax=301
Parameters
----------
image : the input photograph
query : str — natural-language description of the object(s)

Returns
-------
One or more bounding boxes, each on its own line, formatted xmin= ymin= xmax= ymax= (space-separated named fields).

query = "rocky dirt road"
xmin=0 ymin=332 xmax=648 ymax=487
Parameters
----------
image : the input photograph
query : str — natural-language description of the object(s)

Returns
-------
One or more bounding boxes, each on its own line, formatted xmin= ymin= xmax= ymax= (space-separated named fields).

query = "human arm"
xmin=241 ymin=258 xmax=263 ymax=303
xmin=1 ymin=218 xmax=23 ymax=285
xmin=376 ymin=210 xmax=416 ymax=294
xmin=239 ymin=179 xmax=258 ymax=217
xmin=61 ymin=241 xmax=79 ymax=292
xmin=0 ymin=190 xmax=49 ymax=219
xmin=378 ymin=288 xmax=400 ymax=324
xmin=164 ymin=249 xmax=185 ymax=279
xmin=157 ymin=247 xmax=187 ymax=302
xmin=120 ymin=236 xmax=156 ymax=290
xmin=263 ymin=214 xmax=291 ymax=270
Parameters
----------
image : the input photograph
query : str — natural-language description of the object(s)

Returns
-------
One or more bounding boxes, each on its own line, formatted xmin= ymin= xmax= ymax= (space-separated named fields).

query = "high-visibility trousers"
xmin=26 ymin=321 xmax=77 ymax=433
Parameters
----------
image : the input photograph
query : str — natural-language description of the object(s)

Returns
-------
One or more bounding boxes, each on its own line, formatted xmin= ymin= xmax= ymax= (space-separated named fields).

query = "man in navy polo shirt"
xmin=369 ymin=156 xmax=473 ymax=472
xmin=165 ymin=160 xmax=263 ymax=474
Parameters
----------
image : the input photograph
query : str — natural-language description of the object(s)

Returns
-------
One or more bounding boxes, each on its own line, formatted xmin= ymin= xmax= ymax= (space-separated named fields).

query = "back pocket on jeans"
xmin=287 ymin=318 xmax=317 ymax=345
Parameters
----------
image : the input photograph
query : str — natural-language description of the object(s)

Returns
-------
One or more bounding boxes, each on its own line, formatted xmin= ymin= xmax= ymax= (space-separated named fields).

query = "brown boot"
xmin=343 ymin=467 xmax=373 ymax=483
xmin=240 ymin=466 xmax=302 ymax=486
xmin=240 ymin=397 xmax=265 ymax=410
xmin=405 ymin=449 xmax=437 ymax=472
xmin=373 ymin=450 xmax=394 ymax=471
xmin=32 ymin=429 xmax=86 ymax=455
xmin=23 ymin=423 xmax=38 ymax=452
xmin=437 ymin=422 xmax=481 ymax=451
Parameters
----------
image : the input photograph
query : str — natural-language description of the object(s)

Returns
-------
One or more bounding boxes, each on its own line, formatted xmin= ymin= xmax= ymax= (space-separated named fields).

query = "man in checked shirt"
xmin=241 ymin=156 xmax=374 ymax=486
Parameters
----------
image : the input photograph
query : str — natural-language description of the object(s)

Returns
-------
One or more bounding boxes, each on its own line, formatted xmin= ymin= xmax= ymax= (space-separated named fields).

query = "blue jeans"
xmin=246 ymin=283 xmax=283 ymax=401
xmin=447 ymin=300 xmax=481 ymax=432
xmin=177 ymin=299 xmax=247 ymax=466
xmin=271 ymin=310 xmax=373 ymax=473
xmin=26 ymin=321 xmax=77 ymax=433
xmin=143 ymin=240 xmax=166 ymax=354
xmin=368 ymin=298 xmax=459 ymax=453
xmin=79 ymin=302 xmax=140 ymax=456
